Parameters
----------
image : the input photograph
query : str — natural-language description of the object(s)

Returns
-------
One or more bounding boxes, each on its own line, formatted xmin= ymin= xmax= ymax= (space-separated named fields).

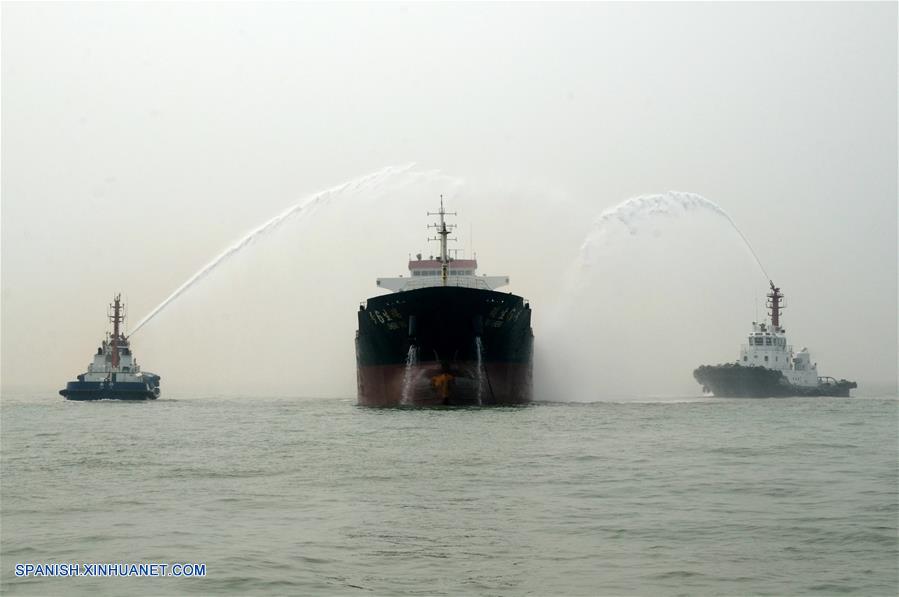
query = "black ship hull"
xmin=694 ymin=364 xmax=856 ymax=398
xmin=356 ymin=286 xmax=533 ymax=407
xmin=59 ymin=377 xmax=161 ymax=401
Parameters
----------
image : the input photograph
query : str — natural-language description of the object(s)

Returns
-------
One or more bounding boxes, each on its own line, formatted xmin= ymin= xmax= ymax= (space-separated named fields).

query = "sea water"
xmin=1 ymin=392 xmax=896 ymax=596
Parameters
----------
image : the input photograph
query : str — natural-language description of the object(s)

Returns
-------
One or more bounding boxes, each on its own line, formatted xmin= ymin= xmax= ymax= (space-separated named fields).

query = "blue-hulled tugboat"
xmin=59 ymin=294 xmax=161 ymax=401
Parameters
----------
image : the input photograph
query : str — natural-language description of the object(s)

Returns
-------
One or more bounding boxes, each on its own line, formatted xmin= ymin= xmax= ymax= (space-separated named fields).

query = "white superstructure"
xmin=81 ymin=337 xmax=147 ymax=383
xmin=736 ymin=283 xmax=818 ymax=387
xmin=375 ymin=197 xmax=510 ymax=293
xmin=376 ymin=258 xmax=510 ymax=292
xmin=77 ymin=294 xmax=150 ymax=384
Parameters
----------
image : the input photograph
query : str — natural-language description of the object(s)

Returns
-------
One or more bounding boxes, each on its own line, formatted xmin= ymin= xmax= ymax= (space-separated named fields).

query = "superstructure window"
xmin=765 ymin=338 xmax=772 ymax=346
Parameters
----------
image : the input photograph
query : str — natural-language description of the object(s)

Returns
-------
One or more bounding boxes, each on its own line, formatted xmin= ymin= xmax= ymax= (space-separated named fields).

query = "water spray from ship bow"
xmin=128 ymin=164 xmax=415 ymax=337
xmin=474 ymin=336 xmax=485 ymax=406
xmin=400 ymin=345 xmax=419 ymax=406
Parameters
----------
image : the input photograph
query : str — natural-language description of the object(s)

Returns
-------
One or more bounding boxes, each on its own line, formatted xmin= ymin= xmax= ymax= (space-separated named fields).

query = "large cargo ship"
xmin=355 ymin=199 xmax=533 ymax=407
xmin=694 ymin=282 xmax=856 ymax=397
xmin=59 ymin=294 xmax=161 ymax=401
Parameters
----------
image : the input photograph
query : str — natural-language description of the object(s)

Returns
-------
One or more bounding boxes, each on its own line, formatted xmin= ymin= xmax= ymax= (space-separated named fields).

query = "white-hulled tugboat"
xmin=59 ymin=294 xmax=161 ymax=401
xmin=694 ymin=282 xmax=856 ymax=397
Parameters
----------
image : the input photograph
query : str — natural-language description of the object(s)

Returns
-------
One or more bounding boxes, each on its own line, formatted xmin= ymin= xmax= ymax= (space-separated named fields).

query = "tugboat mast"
xmin=766 ymin=281 xmax=784 ymax=330
xmin=427 ymin=195 xmax=456 ymax=286
xmin=108 ymin=294 xmax=125 ymax=368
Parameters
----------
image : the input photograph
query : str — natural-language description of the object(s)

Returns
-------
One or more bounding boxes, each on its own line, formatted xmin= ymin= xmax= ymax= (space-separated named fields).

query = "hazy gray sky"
xmin=2 ymin=2 xmax=896 ymax=396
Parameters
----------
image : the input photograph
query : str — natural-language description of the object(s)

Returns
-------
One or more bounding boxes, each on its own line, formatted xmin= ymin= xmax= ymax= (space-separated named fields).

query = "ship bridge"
xmin=375 ymin=198 xmax=510 ymax=293
xmin=80 ymin=294 xmax=147 ymax=383
xmin=737 ymin=282 xmax=819 ymax=387
xmin=377 ymin=256 xmax=509 ymax=292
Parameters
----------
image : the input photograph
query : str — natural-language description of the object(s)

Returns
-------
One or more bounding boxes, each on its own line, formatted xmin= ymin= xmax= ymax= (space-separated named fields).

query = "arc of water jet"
xmin=128 ymin=163 xmax=415 ymax=336
xmin=580 ymin=191 xmax=771 ymax=282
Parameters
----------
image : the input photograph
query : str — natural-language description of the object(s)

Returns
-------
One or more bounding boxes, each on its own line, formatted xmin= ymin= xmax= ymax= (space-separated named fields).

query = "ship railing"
xmin=402 ymin=277 xmax=490 ymax=291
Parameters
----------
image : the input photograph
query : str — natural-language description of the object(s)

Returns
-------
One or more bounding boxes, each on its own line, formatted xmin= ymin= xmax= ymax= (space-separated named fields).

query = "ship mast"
xmin=428 ymin=195 xmax=456 ymax=286
xmin=108 ymin=293 xmax=125 ymax=368
xmin=766 ymin=281 xmax=784 ymax=330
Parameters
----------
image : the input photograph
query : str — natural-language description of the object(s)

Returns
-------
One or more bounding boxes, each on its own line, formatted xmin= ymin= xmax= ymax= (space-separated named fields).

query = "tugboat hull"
xmin=60 ymin=377 xmax=161 ymax=401
xmin=694 ymin=364 xmax=856 ymax=398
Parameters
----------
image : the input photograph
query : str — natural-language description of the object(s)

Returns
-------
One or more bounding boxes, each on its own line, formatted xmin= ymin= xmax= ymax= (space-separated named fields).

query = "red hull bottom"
xmin=357 ymin=361 xmax=532 ymax=407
